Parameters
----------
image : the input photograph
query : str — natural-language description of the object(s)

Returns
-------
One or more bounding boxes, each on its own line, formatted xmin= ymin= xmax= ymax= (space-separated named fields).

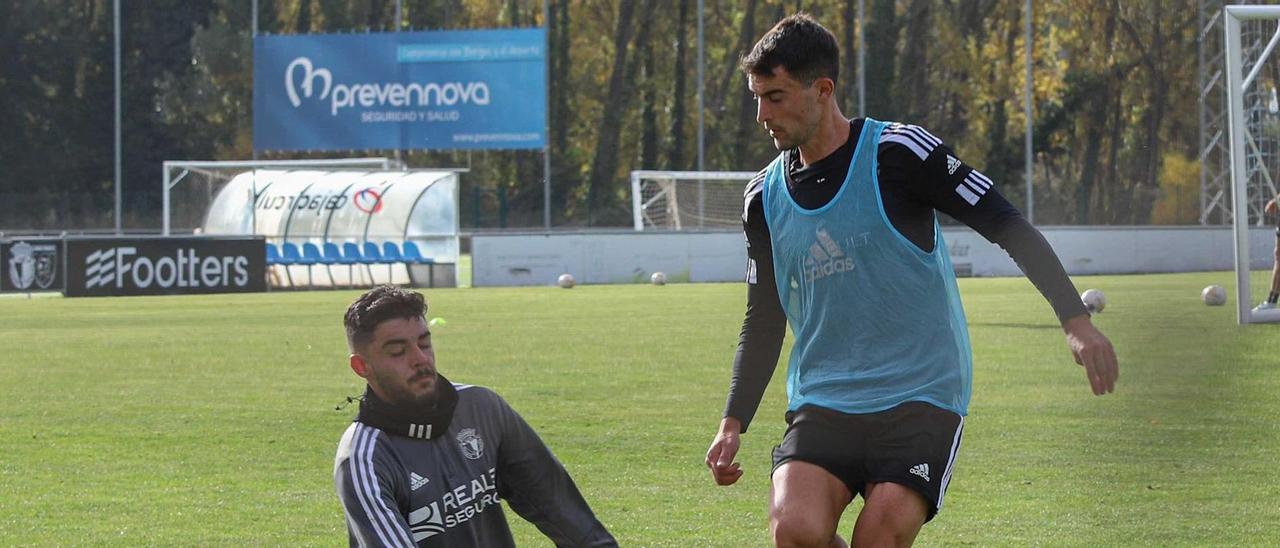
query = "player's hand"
xmin=705 ymin=417 xmax=744 ymax=486
xmin=1265 ymin=198 xmax=1278 ymax=217
xmin=1063 ymin=315 xmax=1118 ymax=395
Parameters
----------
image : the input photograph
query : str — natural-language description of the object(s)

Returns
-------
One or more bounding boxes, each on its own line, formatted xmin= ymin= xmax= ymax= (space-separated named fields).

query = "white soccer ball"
xmin=557 ymin=273 xmax=576 ymax=289
xmin=1081 ymin=289 xmax=1106 ymax=314
xmin=650 ymin=271 xmax=667 ymax=286
xmin=1201 ymin=284 xmax=1227 ymax=306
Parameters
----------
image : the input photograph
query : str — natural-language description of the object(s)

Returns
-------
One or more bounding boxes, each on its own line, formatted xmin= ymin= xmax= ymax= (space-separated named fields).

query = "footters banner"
xmin=64 ymin=237 xmax=266 ymax=297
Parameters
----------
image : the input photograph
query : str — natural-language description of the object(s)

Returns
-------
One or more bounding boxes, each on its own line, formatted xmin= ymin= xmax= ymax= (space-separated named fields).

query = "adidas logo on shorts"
xmin=909 ymin=463 xmax=930 ymax=482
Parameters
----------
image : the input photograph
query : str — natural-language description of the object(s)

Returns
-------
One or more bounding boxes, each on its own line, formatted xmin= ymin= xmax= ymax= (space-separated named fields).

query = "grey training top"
xmin=334 ymin=383 xmax=616 ymax=547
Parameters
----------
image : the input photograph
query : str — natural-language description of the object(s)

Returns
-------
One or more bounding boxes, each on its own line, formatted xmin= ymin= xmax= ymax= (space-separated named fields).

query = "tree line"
xmin=0 ymin=0 xmax=1207 ymax=231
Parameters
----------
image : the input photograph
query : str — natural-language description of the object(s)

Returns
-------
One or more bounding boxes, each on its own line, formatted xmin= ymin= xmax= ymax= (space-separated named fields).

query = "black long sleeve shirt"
xmin=725 ymin=119 xmax=1087 ymax=432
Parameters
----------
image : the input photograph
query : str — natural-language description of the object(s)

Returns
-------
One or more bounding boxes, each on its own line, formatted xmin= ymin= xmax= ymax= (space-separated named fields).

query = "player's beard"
xmin=374 ymin=368 xmax=438 ymax=408
xmin=402 ymin=370 xmax=439 ymax=407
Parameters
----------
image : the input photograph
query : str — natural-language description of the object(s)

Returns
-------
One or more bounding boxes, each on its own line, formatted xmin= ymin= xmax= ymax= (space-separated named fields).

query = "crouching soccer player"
xmin=334 ymin=286 xmax=617 ymax=547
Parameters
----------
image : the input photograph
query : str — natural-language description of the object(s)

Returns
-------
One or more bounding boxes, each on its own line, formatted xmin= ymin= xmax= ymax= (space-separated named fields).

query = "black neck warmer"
xmin=355 ymin=374 xmax=458 ymax=440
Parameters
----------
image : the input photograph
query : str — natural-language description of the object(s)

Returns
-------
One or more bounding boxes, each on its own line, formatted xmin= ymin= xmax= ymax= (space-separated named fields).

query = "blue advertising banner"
xmin=254 ymin=28 xmax=546 ymax=151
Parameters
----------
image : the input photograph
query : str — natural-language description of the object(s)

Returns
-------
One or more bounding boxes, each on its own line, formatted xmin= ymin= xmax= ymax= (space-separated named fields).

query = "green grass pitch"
xmin=1 ymin=271 xmax=1278 ymax=546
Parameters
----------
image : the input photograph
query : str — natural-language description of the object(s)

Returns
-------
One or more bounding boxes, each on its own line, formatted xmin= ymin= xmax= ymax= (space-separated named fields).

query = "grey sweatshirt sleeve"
xmin=491 ymin=395 xmax=618 ymax=547
xmin=335 ymin=423 xmax=417 ymax=548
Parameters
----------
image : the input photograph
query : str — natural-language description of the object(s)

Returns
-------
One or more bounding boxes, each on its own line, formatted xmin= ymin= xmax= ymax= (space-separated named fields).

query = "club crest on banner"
xmin=7 ymin=241 xmax=59 ymax=290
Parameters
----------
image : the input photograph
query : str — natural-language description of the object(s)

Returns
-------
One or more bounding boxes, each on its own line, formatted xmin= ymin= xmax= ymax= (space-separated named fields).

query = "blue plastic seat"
xmin=282 ymin=243 xmax=314 ymax=288
xmin=362 ymin=242 xmax=392 ymax=264
xmin=302 ymin=242 xmax=328 ymax=265
xmin=264 ymin=242 xmax=293 ymax=289
xmin=342 ymin=242 xmax=372 ymax=264
xmin=382 ymin=242 xmax=405 ymax=263
xmin=342 ymin=242 xmax=377 ymax=285
xmin=302 ymin=242 xmax=332 ymax=287
xmin=281 ymin=243 xmax=305 ymax=263
xmin=265 ymin=243 xmax=288 ymax=265
xmin=399 ymin=241 xmax=440 ymax=288
xmin=323 ymin=242 xmax=353 ymax=265
xmin=324 ymin=242 xmax=358 ymax=288
xmin=401 ymin=241 xmax=435 ymax=264
xmin=364 ymin=241 xmax=398 ymax=283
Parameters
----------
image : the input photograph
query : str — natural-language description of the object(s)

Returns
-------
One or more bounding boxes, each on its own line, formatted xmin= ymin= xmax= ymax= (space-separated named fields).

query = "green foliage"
xmin=0 ymin=0 xmax=1208 ymax=230
xmin=1 ymin=273 xmax=1278 ymax=545
xmin=1150 ymin=152 xmax=1200 ymax=225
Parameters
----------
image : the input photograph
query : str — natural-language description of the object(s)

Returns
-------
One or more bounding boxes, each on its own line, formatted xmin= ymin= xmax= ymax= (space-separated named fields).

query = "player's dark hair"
xmin=344 ymin=285 xmax=427 ymax=351
xmin=741 ymin=13 xmax=839 ymax=86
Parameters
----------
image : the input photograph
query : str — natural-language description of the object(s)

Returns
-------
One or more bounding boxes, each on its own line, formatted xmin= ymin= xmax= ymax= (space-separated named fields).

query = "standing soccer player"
xmin=335 ymin=285 xmax=616 ymax=547
xmin=703 ymin=13 xmax=1119 ymax=548
xmin=1254 ymin=194 xmax=1280 ymax=312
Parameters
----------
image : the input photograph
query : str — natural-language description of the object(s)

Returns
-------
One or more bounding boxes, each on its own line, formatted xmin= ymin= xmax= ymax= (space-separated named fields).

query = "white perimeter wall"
xmin=471 ymin=227 xmax=1278 ymax=287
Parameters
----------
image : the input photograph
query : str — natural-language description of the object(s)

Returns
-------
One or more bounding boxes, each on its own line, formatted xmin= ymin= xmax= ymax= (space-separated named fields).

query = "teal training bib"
xmin=762 ymin=118 xmax=972 ymax=415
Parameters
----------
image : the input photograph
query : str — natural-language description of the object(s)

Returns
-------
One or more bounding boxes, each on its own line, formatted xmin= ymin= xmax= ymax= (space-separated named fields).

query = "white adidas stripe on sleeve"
xmin=954 ymin=169 xmax=994 ymax=205
xmin=880 ymin=134 xmax=929 ymax=160
xmin=352 ymin=425 xmax=416 ymax=547
xmin=880 ymin=123 xmax=942 ymax=161
xmin=966 ymin=170 xmax=993 ymax=189
xmin=955 ymin=184 xmax=980 ymax=205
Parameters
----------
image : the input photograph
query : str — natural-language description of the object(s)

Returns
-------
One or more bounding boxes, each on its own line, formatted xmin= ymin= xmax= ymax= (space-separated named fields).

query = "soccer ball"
xmin=557 ymin=273 xmax=576 ymax=289
xmin=1081 ymin=289 xmax=1106 ymax=314
xmin=1201 ymin=284 xmax=1227 ymax=306
xmin=650 ymin=271 xmax=667 ymax=285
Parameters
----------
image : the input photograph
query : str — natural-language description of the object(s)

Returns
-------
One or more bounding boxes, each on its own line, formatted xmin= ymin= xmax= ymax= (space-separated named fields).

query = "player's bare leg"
xmin=849 ymin=481 xmax=928 ymax=548
xmin=1270 ymin=239 xmax=1280 ymax=296
xmin=770 ymin=461 xmax=852 ymax=548
xmin=1261 ymin=238 xmax=1280 ymax=311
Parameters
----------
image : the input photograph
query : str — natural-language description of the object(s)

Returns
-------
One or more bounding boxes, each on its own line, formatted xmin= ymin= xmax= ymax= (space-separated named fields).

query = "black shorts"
xmin=771 ymin=401 xmax=964 ymax=522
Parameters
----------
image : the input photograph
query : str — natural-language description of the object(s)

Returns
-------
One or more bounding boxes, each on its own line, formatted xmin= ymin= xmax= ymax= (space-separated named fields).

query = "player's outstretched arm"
xmin=1265 ymin=197 xmax=1278 ymax=216
xmin=491 ymin=392 xmax=617 ymax=547
xmin=705 ymin=417 xmax=744 ymax=486
xmin=1062 ymin=314 xmax=1118 ymax=395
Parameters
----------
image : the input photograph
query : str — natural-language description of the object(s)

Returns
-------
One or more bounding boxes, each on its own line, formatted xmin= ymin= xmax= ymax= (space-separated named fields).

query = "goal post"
xmin=630 ymin=170 xmax=758 ymax=231
xmin=1225 ymin=5 xmax=1280 ymax=324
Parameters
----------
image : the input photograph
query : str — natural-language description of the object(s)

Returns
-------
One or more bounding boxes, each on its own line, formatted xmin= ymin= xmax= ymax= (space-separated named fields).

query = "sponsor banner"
xmin=64 ymin=237 xmax=266 ymax=297
xmin=1 ymin=239 xmax=64 ymax=293
xmin=254 ymin=28 xmax=546 ymax=151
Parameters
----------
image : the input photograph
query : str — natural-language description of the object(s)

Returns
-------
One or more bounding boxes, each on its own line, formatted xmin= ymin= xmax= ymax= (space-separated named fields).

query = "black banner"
xmin=1 ymin=239 xmax=65 ymax=293
xmin=64 ymin=237 xmax=266 ymax=297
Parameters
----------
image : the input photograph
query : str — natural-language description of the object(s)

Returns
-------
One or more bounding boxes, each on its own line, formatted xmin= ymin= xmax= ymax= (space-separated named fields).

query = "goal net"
xmin=630 ymin=170 xmax=758 ymax=231
xmin=1225 ymin=5 xmax=1280 ymax=323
